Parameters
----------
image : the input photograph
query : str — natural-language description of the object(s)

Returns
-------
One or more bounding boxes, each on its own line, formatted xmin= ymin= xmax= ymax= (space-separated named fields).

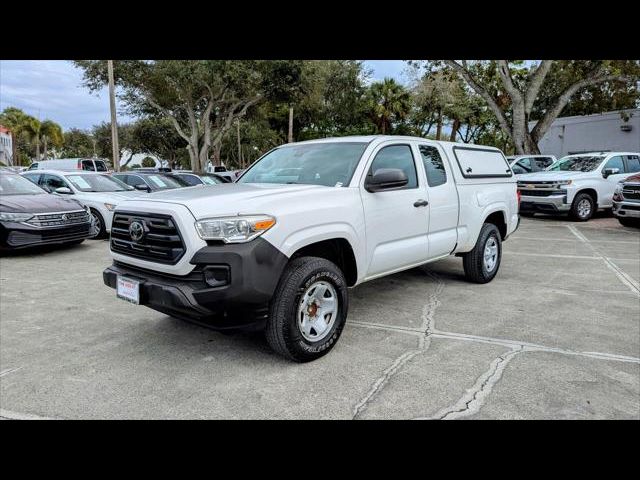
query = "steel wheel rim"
xmin=484 ymin=236 xmax=498 ymax=272
xmin=578 ymin=199 xmax=591 ymax=218
xmin=297 ymin=281 xmax=338 ymax=342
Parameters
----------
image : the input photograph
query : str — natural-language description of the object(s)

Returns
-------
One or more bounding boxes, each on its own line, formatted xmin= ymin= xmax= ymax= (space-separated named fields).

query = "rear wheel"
xmin=266 ymin=256 xmax=348 ymax=362
xmin=463 ymin=223 xmax=502 ymax=284
xmin=570 ymin=193 xmax=595 ymax=221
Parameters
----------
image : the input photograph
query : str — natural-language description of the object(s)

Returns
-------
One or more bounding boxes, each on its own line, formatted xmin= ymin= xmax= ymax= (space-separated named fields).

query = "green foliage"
xmin=141 ymin=156 xmax=156 ymax=167
xmin=62 ymin=128 xmax=95 ymax=157
xmin=366 ymin=78 xmax=411 ymax=135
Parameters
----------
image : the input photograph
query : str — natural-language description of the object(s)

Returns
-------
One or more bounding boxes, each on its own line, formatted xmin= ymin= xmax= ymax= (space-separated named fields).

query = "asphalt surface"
xmin=1 ymin=214 xmax=639 ymax=419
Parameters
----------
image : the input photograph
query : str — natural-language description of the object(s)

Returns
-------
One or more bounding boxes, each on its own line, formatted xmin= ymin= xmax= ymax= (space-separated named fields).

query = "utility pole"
xmin=107 ymin=60 xmax=120 ymax=172
xmin=236 ymin=119 xmax=242 ymax=168
xmin=288 ymin=106 xmax=293 ymax=143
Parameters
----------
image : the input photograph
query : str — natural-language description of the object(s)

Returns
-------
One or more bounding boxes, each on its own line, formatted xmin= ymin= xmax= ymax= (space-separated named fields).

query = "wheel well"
xmin=290 ymin=238 xmax=357 ymax=286
xmin=575 ymin=188 xmax=598 ymax=205
xmin=484 ymin=211 xmax=507 ymax=240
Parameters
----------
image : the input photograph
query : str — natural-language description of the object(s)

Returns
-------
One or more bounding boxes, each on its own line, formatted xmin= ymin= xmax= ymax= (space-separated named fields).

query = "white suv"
xmin=517 ymin=152 xmax=640 ymax=221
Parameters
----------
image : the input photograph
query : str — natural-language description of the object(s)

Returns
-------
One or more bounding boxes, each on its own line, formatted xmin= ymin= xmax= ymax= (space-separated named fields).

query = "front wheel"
xmin=90 ymin=209 xmax=106 ymax=239
xmin=266 ymin=256 xmax=348 ymax=362
xmin=462 ymin=223 xmax=502 ymax=284
xmin=570 ymin=193 xmax=595 ymax=221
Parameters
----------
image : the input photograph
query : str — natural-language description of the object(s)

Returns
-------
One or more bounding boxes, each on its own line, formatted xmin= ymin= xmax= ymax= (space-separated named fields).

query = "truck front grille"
xmin=519 ymin=189 xmax=564 ymax=197
xmin=621 ymin=185 xmax=640 ymax=201
xmin=110 ymin=211 xmax=185 ymax=265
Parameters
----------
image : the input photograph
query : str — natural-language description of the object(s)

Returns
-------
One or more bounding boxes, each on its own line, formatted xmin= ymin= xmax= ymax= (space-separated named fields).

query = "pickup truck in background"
xmin=507 ymin=154 xmax=556 ymax=175
xmin=613 ymin=173 xmax=640 ymax=227
xmin=103 ymin=136 xmax=519 ymax=362
xmin=517 ymin=152 xmax=640 ymax=221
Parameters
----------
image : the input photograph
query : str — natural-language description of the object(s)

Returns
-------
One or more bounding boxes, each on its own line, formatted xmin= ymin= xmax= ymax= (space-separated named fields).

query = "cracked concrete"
xmin=1 ymin=216 xmax=639 ymax=419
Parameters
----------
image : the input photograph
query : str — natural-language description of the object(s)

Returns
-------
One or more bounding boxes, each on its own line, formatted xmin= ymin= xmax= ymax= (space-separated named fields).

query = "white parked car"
xmin=22 ymin=170 xmax=143 ymax=238
xmin=517 ymin=152 xmax=640 ymax=220
xmin=103 ymin=135 xmax=519 ymax=362
xmin=507 ymin=155 xmax=556 ymax=175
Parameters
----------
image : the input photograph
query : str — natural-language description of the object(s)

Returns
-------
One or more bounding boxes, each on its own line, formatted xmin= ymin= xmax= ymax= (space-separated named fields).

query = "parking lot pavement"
xmin=1 ymin=216 xmax=639 ymax=419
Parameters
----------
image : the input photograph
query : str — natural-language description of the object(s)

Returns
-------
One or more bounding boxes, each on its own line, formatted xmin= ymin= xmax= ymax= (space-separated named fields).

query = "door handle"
xmin=413 ymin=200 xmax=429 ymax=207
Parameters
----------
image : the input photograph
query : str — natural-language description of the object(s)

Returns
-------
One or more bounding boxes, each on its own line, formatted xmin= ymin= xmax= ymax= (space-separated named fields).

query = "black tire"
xmin=90 ymin=209 xmax=106 ymax=239
xmin=266 ymin=256 xmax=348 ymax=362
xmin=570 ymin=193 xmax=595 ymax=222
xmin=618 ymin=217 xmax=640 ymax=228
xmin=462 ymin=223 xmax=502 ymax=284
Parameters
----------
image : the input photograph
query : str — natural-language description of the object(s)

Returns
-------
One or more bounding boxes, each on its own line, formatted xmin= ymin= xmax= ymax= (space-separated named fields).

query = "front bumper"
xmin=103 ymin=238 xmax=289 ymax=329
xmin=0 ymin=221 xmax=93 ymax=250
xmin=519 ymin=194 xmax=571 ymax=213
xmin=613 ymin=201 xmax=640 ymax=219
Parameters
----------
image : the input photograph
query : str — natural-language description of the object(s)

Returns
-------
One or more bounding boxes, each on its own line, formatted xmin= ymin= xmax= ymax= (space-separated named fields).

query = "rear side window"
xmin=419 ymin=145 xmax=447 ymax=187
xmin=369 ymin=145 xmax=418 ymax=189
xmin=81 ymin=160 xmax=95 ymax=171
xmin=95 ymin=161 xmax=107 ymax=172
xmin=516 ymin=158 xmax=533 ymax=172
xmin=535 ymin=157 xmax=554 ymax=169
xmin=626 ymin=155 xmax=640 ymax=173
xmin=176 ymin=174 xmax=201 ymax=186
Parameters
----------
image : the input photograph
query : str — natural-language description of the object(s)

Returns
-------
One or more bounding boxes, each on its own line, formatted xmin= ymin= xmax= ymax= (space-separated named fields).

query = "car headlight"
xmin=195 ymin=215 xmax=276 ymax=243
xmin=556 ymin=180 xmax=572 ymax=186
xmin=104 ymin=203 xmax=117 ymax=211
xmin=0 ymin=212 xmax=34 ymax=222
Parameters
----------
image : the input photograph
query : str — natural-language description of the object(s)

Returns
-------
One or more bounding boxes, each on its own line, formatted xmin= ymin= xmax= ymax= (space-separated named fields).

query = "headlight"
xmin=0 ymin=212 xmax=34 ymax=222
xmin=195 ymin=215 xmax=276 ymax=243
xmin=104 ymin=203 xmax=117 ymax=211
xmin=556 ymin=180 xmax=572 ymax=186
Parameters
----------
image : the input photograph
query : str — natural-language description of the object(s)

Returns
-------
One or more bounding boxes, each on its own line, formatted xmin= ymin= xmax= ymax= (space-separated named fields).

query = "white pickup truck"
xmin=517 ymin=152 xmax=640 ymax=221
xmin=103 ymin=136 xmax=519 ymax=361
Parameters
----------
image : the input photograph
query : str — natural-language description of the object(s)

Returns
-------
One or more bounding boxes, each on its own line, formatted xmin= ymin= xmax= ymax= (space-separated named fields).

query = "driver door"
xmin=360 ymin=143 xmax=430 ymax=279
xmin=601 ymin=155 xmax=627 ymax=207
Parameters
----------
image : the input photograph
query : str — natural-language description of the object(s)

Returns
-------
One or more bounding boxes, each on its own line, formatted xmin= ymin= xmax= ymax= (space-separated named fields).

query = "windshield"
xmin=200 ymin=175 xmax=223 ymax=185
xmin=66 ymin=174 xmax=131 ymax=192
xmin=238 ymin=142 xmax=368 ymax=187
xmin=548 ymin=156 xmax=603 ymax=172
xmin=0 ymin=174 xmax=46 ymax=195
xmin=146 ymin=174 xmax=187 ymax=189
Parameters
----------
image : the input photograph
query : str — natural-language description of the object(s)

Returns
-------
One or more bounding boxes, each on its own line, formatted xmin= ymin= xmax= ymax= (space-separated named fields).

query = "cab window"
xmin=81 ymin=160 xmax=95 ymax=171
xmin=369 ymin=145 xmax=418 ymax=189
xmin=419 ymin=145 xmax=447 ymax=187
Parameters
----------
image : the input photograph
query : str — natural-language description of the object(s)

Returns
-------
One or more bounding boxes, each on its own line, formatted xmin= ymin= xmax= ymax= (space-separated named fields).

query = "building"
xmin=0 ymin=125 xmax=13 ymax=166
xmin=534 ymin=109 xmax=640 ymax=158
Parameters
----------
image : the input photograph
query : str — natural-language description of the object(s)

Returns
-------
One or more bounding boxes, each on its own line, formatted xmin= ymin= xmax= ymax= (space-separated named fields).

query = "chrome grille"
xmin=26 ymin=210 xmax=91 ymax=228
xmin=621 ymin=185 xmax=640 ymax=201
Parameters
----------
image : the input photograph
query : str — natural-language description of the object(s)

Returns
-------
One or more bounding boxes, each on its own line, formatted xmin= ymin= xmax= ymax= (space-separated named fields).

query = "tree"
xmin=39 ymin=120 xmax=64 ymax=160
xmin=141 ymin=156 xmax=156 ymax=167
xmin=0 ymin=107 xmax=37 ymax=165
xmin=92 ymin=122 xmax=141 ymax=168
xmin=131 ymin=117 xmax=188 ymax=168
xmin=75 ymin=60 xmax=266 ymax=172
xmin=62 ymin=128 xmax=95 ymax=158
xmin=366 ymin=78 xmax=411 ymax=134
xmin=441 ymin=60 xmax=640 ymax=154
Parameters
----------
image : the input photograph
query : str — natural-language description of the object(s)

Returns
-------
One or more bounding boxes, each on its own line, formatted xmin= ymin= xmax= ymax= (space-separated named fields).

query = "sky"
xmin=0 ymin=60 xmax=407 ymax=131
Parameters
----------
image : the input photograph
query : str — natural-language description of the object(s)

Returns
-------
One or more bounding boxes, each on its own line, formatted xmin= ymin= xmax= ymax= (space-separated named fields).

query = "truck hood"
xmin=116 ymin=183 xmax=334 ymax=219
xmin=516 ymin=171 xmax=593 ymax=181
xmin=73 ymin=190 xmax=144 ymax=204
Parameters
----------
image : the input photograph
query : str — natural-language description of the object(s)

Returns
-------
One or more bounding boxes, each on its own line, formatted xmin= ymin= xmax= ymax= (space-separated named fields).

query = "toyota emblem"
xmin=129 ymin=221 xmax=145 ymax=242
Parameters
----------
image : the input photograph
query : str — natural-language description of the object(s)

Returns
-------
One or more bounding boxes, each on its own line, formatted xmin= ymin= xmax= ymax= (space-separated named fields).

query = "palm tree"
xmin=367 ymin=78 xmax=411 ymax=135
xmin=40 ymin=120 xmax=64 ymax=160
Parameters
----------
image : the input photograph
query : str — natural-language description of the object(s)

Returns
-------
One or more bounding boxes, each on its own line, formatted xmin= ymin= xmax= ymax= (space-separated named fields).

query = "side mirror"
xmin=603 ymin=167 xmax=620 ymax=178
xmin=55 ymin=187 xmax=72 ymax=194
xmin=365 ymin=168 xmax=408 ymax=193
xmin=134 ymin=183 xmax=150 ymax=192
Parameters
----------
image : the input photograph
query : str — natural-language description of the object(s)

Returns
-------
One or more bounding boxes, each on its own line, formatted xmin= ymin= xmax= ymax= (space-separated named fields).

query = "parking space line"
xmin=0 ymin=409 xmax=57 ymax=420
xmin=0 ymin=367 xmax=22 ymax=378
xmin=567 ymin=225 xmax=640 ymax=295
xmin=503 ymin=252 xmax=600 ymax=260
xmin=512 ymin=235 xmax=639 ymax=245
